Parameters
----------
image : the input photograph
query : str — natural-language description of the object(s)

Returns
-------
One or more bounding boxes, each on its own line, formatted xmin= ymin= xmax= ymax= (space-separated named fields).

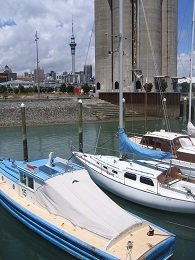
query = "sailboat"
xmin=187 ymin=0 xmax=195 ymax=136
xmin=72 ymin=1 xmax=195 ymax=214
xmin=129 ymin=1 xmax=195 ymax=171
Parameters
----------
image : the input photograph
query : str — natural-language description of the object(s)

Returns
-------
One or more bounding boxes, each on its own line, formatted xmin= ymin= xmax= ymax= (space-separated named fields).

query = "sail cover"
xmin=36 ymin=169 xmax=144 ymax=247
xmin=119 ymin=128 xmax=172 ymax=159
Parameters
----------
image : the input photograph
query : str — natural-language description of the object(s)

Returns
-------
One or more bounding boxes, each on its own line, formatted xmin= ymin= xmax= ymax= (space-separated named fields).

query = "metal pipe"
xmin=119 ymin=0 xmax=123 ymax=130
xmin=189 ymin=1 xmax=195 ymax=122
xmin=35 ymin=31 xmax=40 ymax=98
xmin=78 ymin=99 xmax=83 ymax=152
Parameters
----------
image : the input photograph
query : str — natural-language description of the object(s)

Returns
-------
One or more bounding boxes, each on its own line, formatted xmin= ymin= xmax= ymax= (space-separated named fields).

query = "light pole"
xmin=35 ymin=31 xmax=40 ymax=98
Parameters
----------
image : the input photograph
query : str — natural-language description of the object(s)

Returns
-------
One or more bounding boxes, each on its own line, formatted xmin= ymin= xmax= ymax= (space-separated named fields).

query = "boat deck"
xmin=0 ymin=182 xmax=173 ymax=260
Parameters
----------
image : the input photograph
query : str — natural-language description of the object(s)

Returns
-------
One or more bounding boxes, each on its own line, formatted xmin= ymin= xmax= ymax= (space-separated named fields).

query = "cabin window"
xmin=141 ymin=137 xmax=147 ymax=145
xmin=125 ymin=172 xmax=136 ymax=180
xmin=174 ymin=139 xmax=181 ymax=147
xmin=19 ymin=172 xmax=34 ymax=190
xmin=146 ymin=137 xmax=154 ymax=146
xmin=140 ymin=176 xmax=154 ymax=186
xmin=164 ymin=140 xmax=171 ymax=149
xmin=178 ymin=138 xmax=192 ymax=147
xmin=103 ymin=165 xmax=107 ymax=169
xmin=112 ymin=170 xmax=118 ymax=174
xmin=28 ymin=176 xmax=34 ymax=190
xmin=20 ymin=172 xmax=27 ymax=185
xmin=156 ymin=139 xmax=161 ymax=148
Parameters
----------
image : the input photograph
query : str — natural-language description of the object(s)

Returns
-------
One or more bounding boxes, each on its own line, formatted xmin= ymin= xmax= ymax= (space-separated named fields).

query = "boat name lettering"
xmin=22 ymin=188 xmax=27 ymax=197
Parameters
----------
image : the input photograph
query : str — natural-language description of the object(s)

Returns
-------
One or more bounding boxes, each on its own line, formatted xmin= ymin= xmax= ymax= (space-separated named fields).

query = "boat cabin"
xmin=139 ymin=131 xmax=195 ymax=163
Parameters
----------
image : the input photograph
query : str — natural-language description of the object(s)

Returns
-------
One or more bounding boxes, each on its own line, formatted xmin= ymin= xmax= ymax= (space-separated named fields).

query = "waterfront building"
xmin=0 ymin=65 xmax=17 ymax=83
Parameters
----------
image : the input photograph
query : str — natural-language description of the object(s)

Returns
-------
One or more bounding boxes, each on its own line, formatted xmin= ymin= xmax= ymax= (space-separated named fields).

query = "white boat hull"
xmin=73 ymin=153 xmax=195 ymax=214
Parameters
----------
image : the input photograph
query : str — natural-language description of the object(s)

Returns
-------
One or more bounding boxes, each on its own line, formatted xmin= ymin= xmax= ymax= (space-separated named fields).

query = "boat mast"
xmin=119 ymin=0 xmax=123 ymax=129
xmin=189 ymin=0 xmax=195 ymax=122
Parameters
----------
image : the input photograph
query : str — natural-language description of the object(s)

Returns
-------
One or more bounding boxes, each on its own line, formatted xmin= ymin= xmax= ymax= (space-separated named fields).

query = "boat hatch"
xmin=39 ymin=165 xmax=58 ymax=176
xmin=157 ymin=167 xmax=182 ymax=184
xmin=53 ymin=162 xmax=75 ymax=171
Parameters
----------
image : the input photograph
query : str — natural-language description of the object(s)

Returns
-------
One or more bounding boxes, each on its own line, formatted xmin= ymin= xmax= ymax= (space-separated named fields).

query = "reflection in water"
xmin=0 ymin=119 xmax=194 ymax=259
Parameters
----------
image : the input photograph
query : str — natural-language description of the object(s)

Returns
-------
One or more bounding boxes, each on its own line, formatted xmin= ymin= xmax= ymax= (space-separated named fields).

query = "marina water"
xmin=0 ymin=119 xmax=194 ymax=259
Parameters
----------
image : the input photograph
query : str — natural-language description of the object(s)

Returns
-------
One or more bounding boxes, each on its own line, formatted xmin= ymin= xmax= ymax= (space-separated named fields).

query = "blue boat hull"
xmin=0 ymin=190 xmax=118 ymax=260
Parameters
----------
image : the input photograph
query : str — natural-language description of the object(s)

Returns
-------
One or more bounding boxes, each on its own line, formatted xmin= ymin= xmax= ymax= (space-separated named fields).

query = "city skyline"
xmin=0 ymin=0 xmax=193 ymax=78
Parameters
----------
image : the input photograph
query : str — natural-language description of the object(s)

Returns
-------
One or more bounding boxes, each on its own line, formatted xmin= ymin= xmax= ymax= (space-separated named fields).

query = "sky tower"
xmin=69 ymin=18 xmax=77 ymax=75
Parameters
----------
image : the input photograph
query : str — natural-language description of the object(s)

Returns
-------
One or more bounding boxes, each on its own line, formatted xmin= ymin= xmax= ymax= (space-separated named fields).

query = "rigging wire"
xmin=84 ymin=24 xmax=94 ymax=66
xmin=140 ymin=0 xmax=171 ymax=134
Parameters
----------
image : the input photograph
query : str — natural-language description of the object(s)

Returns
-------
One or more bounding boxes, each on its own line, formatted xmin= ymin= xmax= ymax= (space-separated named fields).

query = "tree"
xmin=82 ymin=83 xmax=91 ymax=94
xmin=143 ymin=83 xmax=153 ymax=92
xmin=14 ymin=87 xmax=19 ymax=94
xmin=180 ymin=82 xmax=189 ymax=93
xmin=66 ymin=85 xmax=74 ymax=93
xmin=0 ymin=85 xmax=7 ymax=93
xmin=18 ymin=84 xmax=25 ymax=93
xmin=60 ymin=83 xmax=66 ymax=93
xmin=154 ymin=78 xmax=168 ymax=92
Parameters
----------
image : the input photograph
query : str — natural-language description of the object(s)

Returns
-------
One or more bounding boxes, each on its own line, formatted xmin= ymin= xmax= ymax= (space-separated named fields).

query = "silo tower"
xmin=95 ymin=0 xmax=178 ymax=93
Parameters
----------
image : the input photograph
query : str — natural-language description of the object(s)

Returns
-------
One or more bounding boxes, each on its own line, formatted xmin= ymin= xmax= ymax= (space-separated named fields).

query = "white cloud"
xmin=177 ymin=53 xmax=190 ymax=78
xmin=0 ymin=0 xmax=95 ymax=76
xmin=177 ymin=51 xmax=195 ymax=78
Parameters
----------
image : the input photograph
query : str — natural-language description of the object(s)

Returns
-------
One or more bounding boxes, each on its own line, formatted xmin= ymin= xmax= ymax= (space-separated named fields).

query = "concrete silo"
xmin=162 ymin=0 xmax=178 ymax=92
xmin=95 ymin=0 xmax=112 ymax=92
xmin=139 ymin=0 xmax=162 ymax=90
xmin=95 ymin=0 xmax=178 ymax=93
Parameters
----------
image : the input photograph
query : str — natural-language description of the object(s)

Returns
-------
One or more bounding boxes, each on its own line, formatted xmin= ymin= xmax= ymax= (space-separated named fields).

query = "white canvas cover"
xmin=36 ymin=169 xmax=145 ymax=248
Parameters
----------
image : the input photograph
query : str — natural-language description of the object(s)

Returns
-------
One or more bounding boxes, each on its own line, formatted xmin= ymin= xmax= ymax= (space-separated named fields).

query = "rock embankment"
xmin=0 ymin=97 xmax=99 ymax=127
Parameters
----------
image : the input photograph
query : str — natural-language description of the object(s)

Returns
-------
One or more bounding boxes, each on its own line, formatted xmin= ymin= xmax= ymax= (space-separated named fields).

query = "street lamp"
xmin=35 ymin=31 xmax=40 ymax=98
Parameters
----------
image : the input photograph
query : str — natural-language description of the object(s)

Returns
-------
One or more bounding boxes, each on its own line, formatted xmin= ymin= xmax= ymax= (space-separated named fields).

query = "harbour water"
xmin=0 ymin=119 xmax=195 ymax=259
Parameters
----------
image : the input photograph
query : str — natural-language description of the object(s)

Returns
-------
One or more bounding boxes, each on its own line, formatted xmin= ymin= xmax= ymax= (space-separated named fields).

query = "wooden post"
xmin=78 ymin=99 xmax=83 ymax=152
xmin=21 ymin=103 xmax=28 ymax=161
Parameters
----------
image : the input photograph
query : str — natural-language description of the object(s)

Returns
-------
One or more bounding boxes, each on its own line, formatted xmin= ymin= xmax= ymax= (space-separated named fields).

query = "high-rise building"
xmin=34 ymin=67 xmax=45 ymax=83
xmin=84 ymin=65 xmax=92 ymax=83
xmin=95 ymin=0 xmax=178 ymax=92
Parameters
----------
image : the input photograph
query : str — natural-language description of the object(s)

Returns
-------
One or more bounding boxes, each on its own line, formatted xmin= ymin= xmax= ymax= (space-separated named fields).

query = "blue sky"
xmin=0 ymin=0 xmax=193 ymax=78
xmin=178 ymin=0 xmax=194 ymax=77
xmin=178 ymin=0 xmax=193 ymax=54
